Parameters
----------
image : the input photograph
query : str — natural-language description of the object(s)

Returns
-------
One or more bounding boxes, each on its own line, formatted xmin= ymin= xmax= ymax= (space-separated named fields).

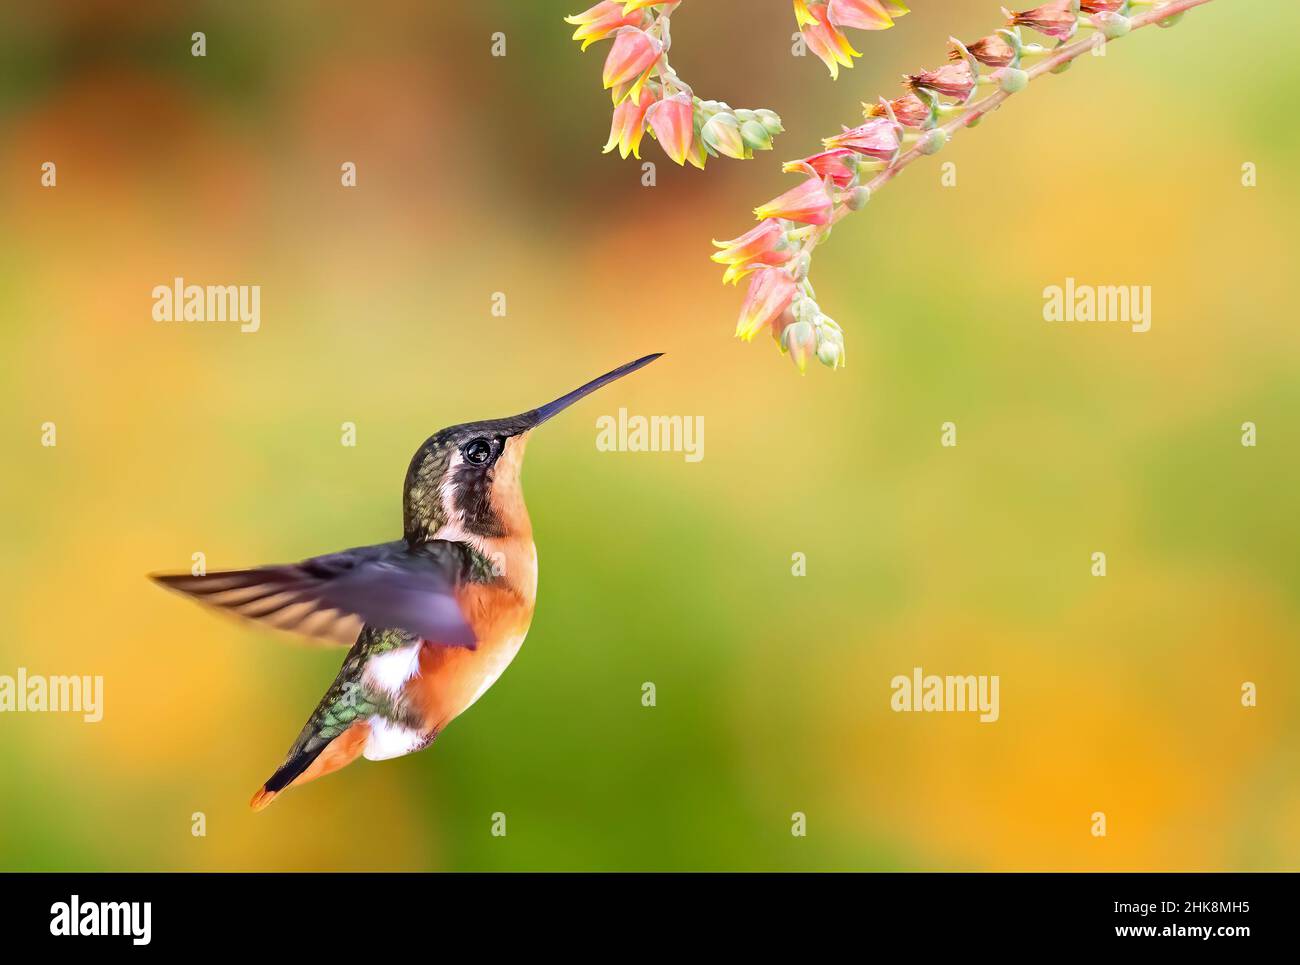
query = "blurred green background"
xmin=1 ymin=0 xmax=1297 ymax=870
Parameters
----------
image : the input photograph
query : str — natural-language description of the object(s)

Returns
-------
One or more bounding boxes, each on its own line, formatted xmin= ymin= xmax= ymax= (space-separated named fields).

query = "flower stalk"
xmin=713 ymin=0 xmax=1220 ymax=373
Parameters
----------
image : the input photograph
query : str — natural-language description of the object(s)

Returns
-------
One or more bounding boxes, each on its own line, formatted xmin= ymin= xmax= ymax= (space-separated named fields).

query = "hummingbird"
xmin=152 ymin=354 xmax=661 ymax=810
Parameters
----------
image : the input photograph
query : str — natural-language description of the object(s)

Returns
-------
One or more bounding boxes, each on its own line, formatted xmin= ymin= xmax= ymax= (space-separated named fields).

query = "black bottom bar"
xmin=0 ymin=871 xmax=1283 ymax=950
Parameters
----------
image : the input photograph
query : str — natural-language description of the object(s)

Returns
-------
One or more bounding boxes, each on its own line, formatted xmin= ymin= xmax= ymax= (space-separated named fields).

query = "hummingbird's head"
xmin=403 ymin=354 xmax=662 ymax=543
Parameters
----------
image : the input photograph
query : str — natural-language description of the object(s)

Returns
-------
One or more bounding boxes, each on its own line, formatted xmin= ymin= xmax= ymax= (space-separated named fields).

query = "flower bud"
xmin=701 ymin=112 xmax=747 ymax=159
xmin=999 ymin=67 xmax=1030 ymax=93
xmin=908 ymin=58 xmax=977 ymax=103
xmin=740 ymin=119 xmax=774 ymax=152
xmin=958 ymin=29 xmax=1021 ymax=68
xmin=846 ymin=185 xmax=872 ymax=210
xmin=755 ymin=109 xmax=785 ymax=137
xmin=816 ymin=338 xmax=844 ymax=370
xmin=1092 ymin=12 xmax=1130 ymax=39
xmin=866 ymin=91 xmax=938 ymax=130
xmin=1005 ymin=1 xmax=1081 ymax=42
xmin=782 ymin=320 xmax=817 ymax=374
xmin=918 ymin=128 xmax=947 ymax=155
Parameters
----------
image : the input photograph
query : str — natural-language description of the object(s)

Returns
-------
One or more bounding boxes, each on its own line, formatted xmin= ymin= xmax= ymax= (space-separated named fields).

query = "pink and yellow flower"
xmin=794 ymin=0 xmax=910 ymax=78
xmin=711 ymin=219 xmax=793 ymax=285
xmin=602 ymin=28 xmax=663 ymax=103
xmin=956 ymin=31 xmax=1020 ymax=68
xmin=753 ymin=177 xmax=836 ymax=225
xmin=569 ymin=1 xmax=783 ymax=166
xmin=1005 ymin=1 xmax=1080 ymax=41
xmin=798 ymin=3 xmax=862 ymax=79
xmin=603 ymin=89 xmax=658 ymax=158
xmin=908 ymin=58 xmax=977 ymax=102
xmin=822 ymin=117 xmax=901 ymax=163
xmin=827 ymin=0 xmax=897 ymax=31
xmin=647 ymin=92 xmax=695 ymax=166
xmin=866 ymin=92 xmax=937 ymax=129
xmin=783 ymin=148 xmax=858 ymax=187
xmin=736 ymin=268 xmax=799 ymax=341
xmin=566 ymin=2 xmax=646 ymax=51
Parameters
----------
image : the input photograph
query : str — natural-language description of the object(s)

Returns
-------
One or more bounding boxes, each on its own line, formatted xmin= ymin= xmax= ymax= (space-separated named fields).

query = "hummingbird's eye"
xmin=463 ymin=438 xmax=493 ymax=466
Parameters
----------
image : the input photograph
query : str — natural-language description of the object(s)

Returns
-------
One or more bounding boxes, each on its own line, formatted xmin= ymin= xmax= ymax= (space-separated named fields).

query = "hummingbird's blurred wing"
xmin=150 ymin=540 xmax=477 ymax=648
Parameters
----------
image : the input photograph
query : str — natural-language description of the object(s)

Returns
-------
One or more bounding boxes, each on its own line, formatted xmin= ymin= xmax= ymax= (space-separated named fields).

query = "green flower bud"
xmin=1094 ymin=13 xmax=1131 ymax=39
xmin=755 ymin=109 xmax=785 ymax=137
xmin=999 ymin=67 xmax=1030 ymax=93
xmin=846 ymin=186 xmax=872 ymax=211
xmin=734 ymin=109 xmax=758 ymax=124
xmin=781 ymin=318 xmax=812 ymax=350
xmin=816 ymin=339 xmax=844 ymax=370
xmin=783 ymin=320 xmax=817 ymax=374
xmin=701 ymin=112 xmax=747 ymax=159
xmin=918 ymin=129 xmax=948 ymax=155
xmin=1050 ymin=58 xmax=1073 ymax=75
xmin=740 ymin=119 xmax=773 ymax=152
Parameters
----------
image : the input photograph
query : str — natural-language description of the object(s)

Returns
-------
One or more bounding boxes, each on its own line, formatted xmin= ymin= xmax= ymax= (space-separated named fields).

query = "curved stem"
xmin=814 ymin=0 xmax=1217 ymax=242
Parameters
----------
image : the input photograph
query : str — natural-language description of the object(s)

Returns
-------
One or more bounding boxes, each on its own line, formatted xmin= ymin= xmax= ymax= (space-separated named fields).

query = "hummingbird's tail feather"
xmin=249 ymin=720 xmax=372 ymax=811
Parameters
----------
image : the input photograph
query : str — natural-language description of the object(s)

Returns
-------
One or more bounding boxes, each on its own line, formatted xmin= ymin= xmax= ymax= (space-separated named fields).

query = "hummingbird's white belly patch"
xmin=363 ymin=715 xmax=426 ymax=761
xmin=363 ymin=643 xmax=422 ymax=696
xmin=360 ymin=643 xmax=426 ymax=761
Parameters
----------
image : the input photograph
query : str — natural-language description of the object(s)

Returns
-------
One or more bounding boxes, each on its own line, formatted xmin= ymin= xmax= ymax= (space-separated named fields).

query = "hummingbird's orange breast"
xmin=407 ymin=538 xmax=537 ymax=733
xmin=407 ymin=435 xmax=539 ymax=734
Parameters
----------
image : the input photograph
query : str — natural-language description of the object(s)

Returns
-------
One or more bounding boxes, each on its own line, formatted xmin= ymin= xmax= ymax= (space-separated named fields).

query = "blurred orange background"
xmin=0 ymin=0 xmax=1296 ymax=870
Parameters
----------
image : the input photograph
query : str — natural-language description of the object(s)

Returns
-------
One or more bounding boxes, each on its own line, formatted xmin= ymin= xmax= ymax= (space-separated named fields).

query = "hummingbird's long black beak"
xmin=519 ymin=353 xmax=662 ymax=431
